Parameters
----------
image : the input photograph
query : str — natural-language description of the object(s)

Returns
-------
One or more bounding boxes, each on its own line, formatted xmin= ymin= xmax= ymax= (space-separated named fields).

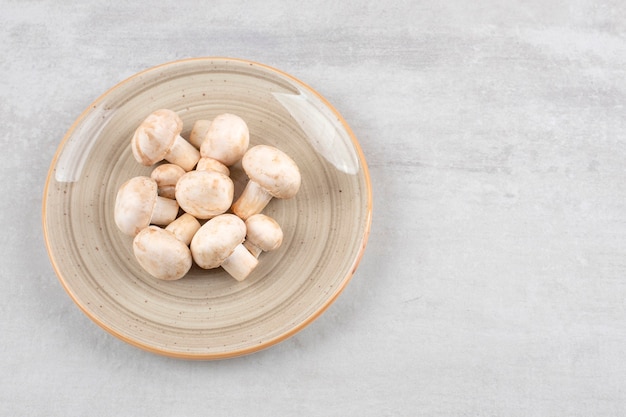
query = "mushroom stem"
xmin=243 ymin=241 xmax=262 ymax=258
xmin=166 ymin=135 xmax=200 ymax=171
xmin=231 ymin=180 xmax=273 ymax=220
xmin=165 ymin=213 xmax=201 ymax=246
xmin=221 ymin=244 xmax=259 ymax=281
xmin=150 ymin=196 xmax=179 ymax=226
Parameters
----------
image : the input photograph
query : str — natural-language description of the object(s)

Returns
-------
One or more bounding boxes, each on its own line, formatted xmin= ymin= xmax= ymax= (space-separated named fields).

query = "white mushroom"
xmin=188 ymin=119 xmax=211 ymax=149
xmin=132 ymin=214 xmax=201 ymax=280
xmin=231 ymin=145 xmax=301 ymax=220
xmin=199 ymin=113 xmax=249 ymax=166
xmin=150 ymin=163 xmax=186 ymax=199
xmin=114 ymin=176 xmax=179 ymax=236
xmin=175 ymin=170 xmax=233 ymax=219
xmin=196 ymin=157 xmax=230 ymax=176
xmin=131 ymin=109 xmax=200 ymax=171
xmin=244 ymin=214 xmax=283 ymax=258
xmin=190 ymin=214 xmax=258 ymax=281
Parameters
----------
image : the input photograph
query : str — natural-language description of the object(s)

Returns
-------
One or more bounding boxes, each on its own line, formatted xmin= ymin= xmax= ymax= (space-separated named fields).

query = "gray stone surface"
xmin=3 ymin=0 xmax=626 ymax=415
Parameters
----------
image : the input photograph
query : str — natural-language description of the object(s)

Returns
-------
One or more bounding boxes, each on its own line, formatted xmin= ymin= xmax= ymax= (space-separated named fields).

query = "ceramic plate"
xmin=43 ymin=57 xmax=372 ymax=359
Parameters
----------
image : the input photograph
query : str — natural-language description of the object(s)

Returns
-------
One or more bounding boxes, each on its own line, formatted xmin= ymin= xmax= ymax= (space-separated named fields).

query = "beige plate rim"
xmin=42 ymin=56 xmax=373 ymax=359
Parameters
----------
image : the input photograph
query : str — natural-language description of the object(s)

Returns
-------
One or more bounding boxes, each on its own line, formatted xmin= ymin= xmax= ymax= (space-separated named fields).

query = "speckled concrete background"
xmin=3 ymin=1 xmax=626 ymax=415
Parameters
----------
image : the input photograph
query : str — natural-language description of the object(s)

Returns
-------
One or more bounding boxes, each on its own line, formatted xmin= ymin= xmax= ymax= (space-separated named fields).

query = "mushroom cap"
xmin=241 ymin=145 xmax=301 ymax=199
xmin=150 ymin=163 xmax=186 ymax=199
xmin=131 ymin=109 xmax=183 ymax=166
xmin=114 ymin=176 xmax=157 ymax=236
xmin=196 ymin=157 xmax=230 ymax=176
xmin=189 ymin=119 xmax=212 ymax=149
xmin=175 ymin=170 xmax=234 ymax=219
xmin=245 ymin=214 xmax=283 ymax=252
xmin=200 ymin=113 xmax=249 ymax=166
xmin=133 ymin=226 xmax=192 ymax=280
xmin=190 ymin=214 xmax=246 ymax=269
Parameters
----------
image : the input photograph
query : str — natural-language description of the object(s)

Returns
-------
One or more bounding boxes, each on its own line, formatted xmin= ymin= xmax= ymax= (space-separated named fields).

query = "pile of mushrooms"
xmin=114 ymin=109 xmax=300 ymax=282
